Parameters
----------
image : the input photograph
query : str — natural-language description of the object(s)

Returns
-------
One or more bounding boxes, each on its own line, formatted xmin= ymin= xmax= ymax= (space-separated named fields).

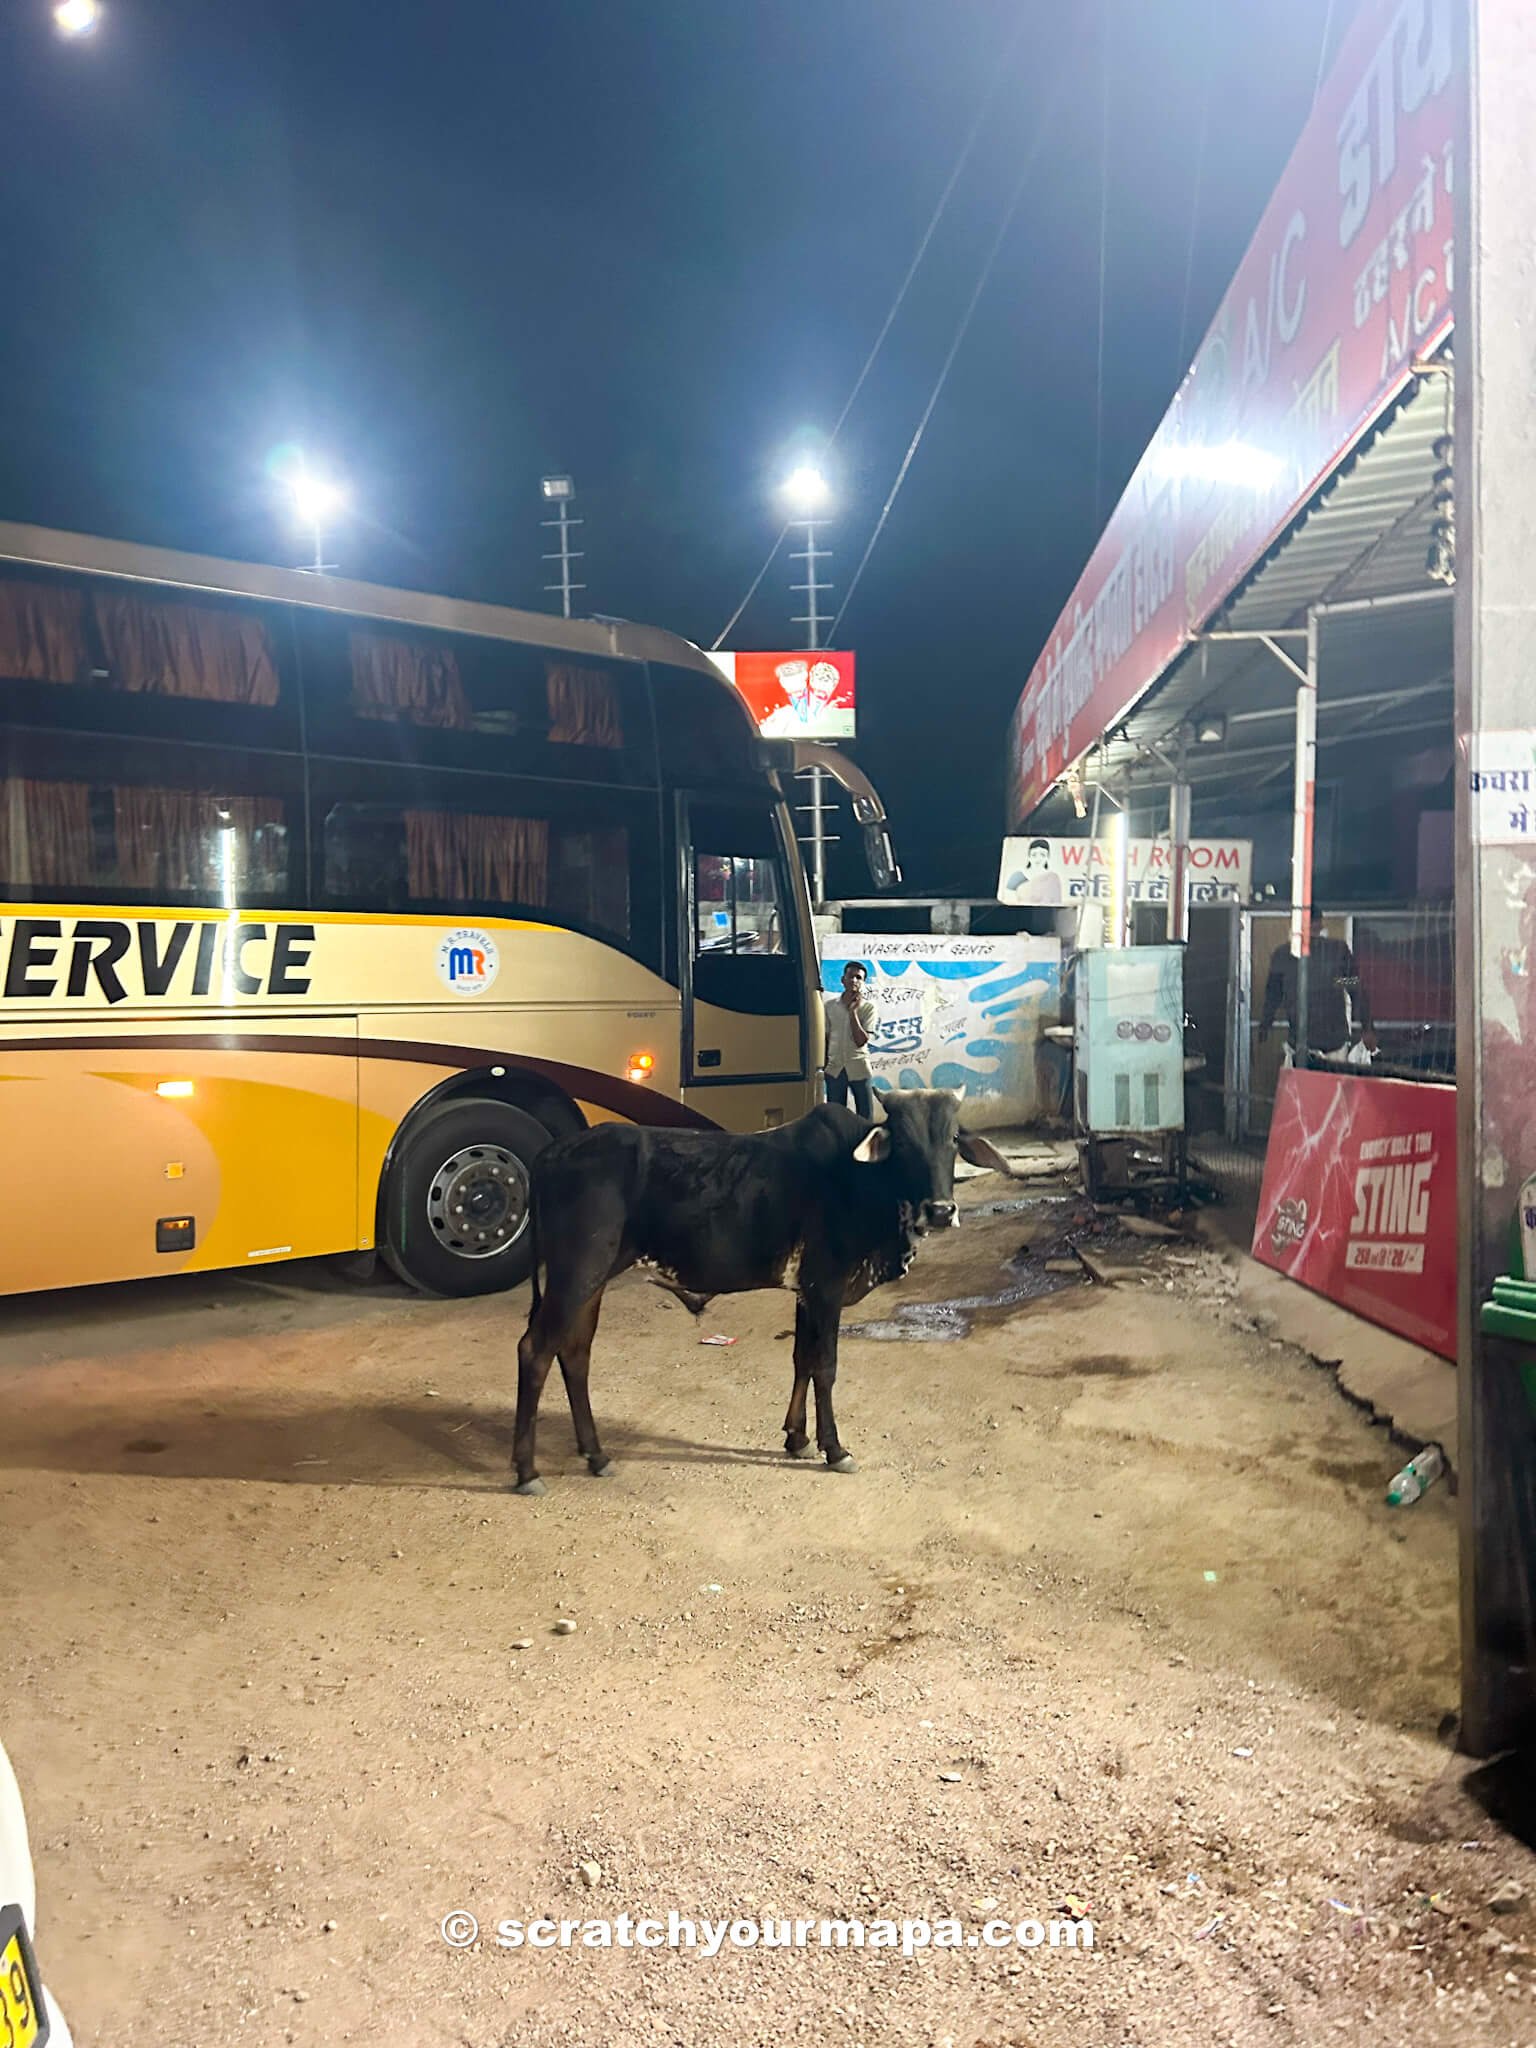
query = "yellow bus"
xmin=0 ymin=524 xmax=897 ymax=1298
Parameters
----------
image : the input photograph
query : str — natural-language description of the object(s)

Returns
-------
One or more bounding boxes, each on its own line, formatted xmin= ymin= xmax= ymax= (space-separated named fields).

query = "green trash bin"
xmin=1479 ymin=1173 xmax=1536 ymax=1414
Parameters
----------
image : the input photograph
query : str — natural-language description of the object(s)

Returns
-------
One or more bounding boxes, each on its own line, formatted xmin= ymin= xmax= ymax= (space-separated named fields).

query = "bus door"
xmin=679 ymin=796 xmax=811 ymax=1131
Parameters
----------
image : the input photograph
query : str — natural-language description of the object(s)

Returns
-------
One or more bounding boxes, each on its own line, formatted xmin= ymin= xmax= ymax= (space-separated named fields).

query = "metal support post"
xmin=808 ymin=767 xmax=827 ymax=909
xmin=541 ymin=497 xmax=585 ymax=618
xmin=1455 ymin=0 xmax=1536 ymax=1757
xmin=791 ymin=517 xmax=833 ymax=907
xmin=1167 ymin=765 xmax=1192 ymax=944
xmin=1289 ymin=608 xmax=1319 ymax=1067
xmin=1229 ymin=908 xmax=1251 ymax=1143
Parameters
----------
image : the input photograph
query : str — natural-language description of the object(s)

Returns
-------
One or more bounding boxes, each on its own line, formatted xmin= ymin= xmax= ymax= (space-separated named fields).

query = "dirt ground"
xmin=2 ymin=1171 xmax=1532 ymax=2048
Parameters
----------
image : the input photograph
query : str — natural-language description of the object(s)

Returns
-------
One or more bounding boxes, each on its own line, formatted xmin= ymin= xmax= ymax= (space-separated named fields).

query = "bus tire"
xmin=383 ymin=1097 xmax=552 ymax=1298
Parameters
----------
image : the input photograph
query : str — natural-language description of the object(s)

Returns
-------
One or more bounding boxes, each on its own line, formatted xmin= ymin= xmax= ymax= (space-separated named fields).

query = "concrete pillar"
xmin=1455 ymin=0 xmax=1536 ymax=1755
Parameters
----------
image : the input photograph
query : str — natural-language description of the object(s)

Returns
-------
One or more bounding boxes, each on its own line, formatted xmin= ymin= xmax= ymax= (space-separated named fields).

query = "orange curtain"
xmin=0 ymin=580 xmax=89 ymax=685
xmin=405 ymin=811 xmax=548 ymax=906
xmin=546 ymin=662 xmax=623 ymax=748
xmin=351 ymin=631 xmax=472 ymax=729
xmin=94 ymin=592 xmax=280 ymax=706
xmin=112 ymin=789 xmax=284 ymax=893
xmin=0 ymin=779 xmax=91 ymax=887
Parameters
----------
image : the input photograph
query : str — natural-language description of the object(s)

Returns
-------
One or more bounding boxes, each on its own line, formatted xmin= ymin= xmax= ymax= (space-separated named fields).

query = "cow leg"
xmin=512 ymin=1208 xmax=627 ymax=1492
xmin=802 ymin=1293 xmax=855 ymax=1473
xmin=511 ymin=1318 xmax=559 ymax=1495
xmin=782 ymin=1305 xmax=813 ymax=1458
xmin=557 ymin=1295 xmax=612 ymax=1477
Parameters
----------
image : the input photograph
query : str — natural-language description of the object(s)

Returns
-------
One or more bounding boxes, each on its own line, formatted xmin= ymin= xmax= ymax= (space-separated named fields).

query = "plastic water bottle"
xmin=1386 ymin=1446 xmax=1445 ymax=1506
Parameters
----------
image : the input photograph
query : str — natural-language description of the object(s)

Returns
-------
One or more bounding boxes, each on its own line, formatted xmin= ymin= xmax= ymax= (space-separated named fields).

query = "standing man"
xmin=824 ymin=959 xmax=878 ymax=1118
xmin=1259 ymin=910 xmax=1378 ymax=1064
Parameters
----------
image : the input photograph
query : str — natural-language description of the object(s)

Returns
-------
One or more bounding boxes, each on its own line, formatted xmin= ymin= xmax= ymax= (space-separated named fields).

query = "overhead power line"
xmin=828 ymin=95 xmax=1060 ymax=641
xmin=1175 ymin=0 xmax=1213 ymax=386
xmin=1092 ymin=20 xmax=1111 ymax=531
xmin=1313 ymin=0 xmax=1337 ymax=107
xmin=710 ymin=14 xmax=1028 ymax=651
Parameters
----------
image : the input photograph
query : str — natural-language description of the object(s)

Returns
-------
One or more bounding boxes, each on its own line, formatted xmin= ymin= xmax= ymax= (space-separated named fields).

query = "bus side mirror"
xmin=863 ymin=822 xmax=901 ymax=890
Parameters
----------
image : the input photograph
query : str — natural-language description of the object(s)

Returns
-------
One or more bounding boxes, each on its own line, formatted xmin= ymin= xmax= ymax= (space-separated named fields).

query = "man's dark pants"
xmin=825 ymin=1069 xmax=873 ymax=1120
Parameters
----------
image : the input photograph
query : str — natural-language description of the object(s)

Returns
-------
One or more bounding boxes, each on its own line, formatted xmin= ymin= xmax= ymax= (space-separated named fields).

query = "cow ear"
xmin=852 ymin=1127 xmax=891 ymax=1164
xmin=949 ymin=1084 xmax=967 ymax=1103
xmin=957 ymin=1130 xmax=1013 ymax=1175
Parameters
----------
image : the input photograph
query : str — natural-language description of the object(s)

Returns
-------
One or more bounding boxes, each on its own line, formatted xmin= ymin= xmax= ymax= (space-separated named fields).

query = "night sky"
xmin=0 ymin=0 xmax=1345 ymax=894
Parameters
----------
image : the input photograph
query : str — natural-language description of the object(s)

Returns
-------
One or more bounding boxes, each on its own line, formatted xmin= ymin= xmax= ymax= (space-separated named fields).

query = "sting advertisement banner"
xmin=1253 ymin=1066 xmax=1456 ymax=1358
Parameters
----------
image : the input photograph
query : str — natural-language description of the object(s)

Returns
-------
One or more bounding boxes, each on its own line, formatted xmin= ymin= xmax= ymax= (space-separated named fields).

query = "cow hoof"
xmin=588 ymin=1458 xmax=615 ymax=1478
xmin=511 ymin=1476 xmax=546 ymax=1497
xmin=784 ymin=1437 xmax=812 ymax=1459
xmin=826 ymin=1453 xmax=857 ymax=1475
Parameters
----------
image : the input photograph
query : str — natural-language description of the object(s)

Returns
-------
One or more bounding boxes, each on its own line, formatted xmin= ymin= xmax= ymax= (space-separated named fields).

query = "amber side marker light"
xmin=626 ymin=1051 xmax=657 ymax=1084
xmin=156 ymin=1080 xmax=195 ymax=1098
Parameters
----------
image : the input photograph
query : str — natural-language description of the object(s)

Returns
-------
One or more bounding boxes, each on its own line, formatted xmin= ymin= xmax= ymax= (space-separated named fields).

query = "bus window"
xmin=317 ymin=771 xmax=648 ymax=961
xmin=0 ymin=573 xmax=91 ymax=683
xmin=108 ymin=789 xmax=290 ymax=903
xmin=325 ymin=806 xmax=553 ymax=912
xmin=298 ymin=615 xmax=654 ymax=786
xmin=0 ymin=730 xmax=299 ymax=907
xmin=686 ymin=800 xmax=800 ymax=1018
xmin=650 ymin=661 xmax=759 ymax=786
xmin=545 ymin=660 xmax=624 ymax=750
xmin=0 ymin=774 xmax=95 ymax=894
xmin=549 ymin=823 xmax=630 ymax=944
xmin=694 ymin=855 xmax=784 ymax=958
xmin=92 ymin=587 xmax=281 ymax=707
xmin=0 ymin=567 xmax=298 ymax=749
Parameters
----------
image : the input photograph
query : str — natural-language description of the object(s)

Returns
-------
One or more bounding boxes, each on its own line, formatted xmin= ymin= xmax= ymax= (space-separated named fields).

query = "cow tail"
xmin=528 ymin=1181 xmax=543 ymax=1321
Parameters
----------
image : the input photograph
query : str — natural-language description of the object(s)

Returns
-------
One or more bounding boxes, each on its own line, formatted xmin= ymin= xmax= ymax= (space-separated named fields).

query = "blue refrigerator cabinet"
xmin=1072 ymin=945 xmax=1187 ymax=1201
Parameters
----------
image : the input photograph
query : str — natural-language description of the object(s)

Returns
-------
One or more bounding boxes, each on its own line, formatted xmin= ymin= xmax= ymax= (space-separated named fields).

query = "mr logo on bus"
xmin=436 ymin=927 xmax=501 ymax=997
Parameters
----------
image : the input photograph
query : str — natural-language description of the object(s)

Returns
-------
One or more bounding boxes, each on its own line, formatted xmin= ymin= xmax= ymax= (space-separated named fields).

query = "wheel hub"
xmin=426 ymin=1142 xmax=530 ymax=1260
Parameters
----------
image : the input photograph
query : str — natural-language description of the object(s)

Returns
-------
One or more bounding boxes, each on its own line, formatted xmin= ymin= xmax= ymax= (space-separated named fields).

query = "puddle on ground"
xmin=970 ymin=1192 xmax=1079 ymax=1220
xmin=844 ymin=1253 xmax=1073 ymax=1342
xmin=844 ymin=1193 xmax=1182 ymax=1343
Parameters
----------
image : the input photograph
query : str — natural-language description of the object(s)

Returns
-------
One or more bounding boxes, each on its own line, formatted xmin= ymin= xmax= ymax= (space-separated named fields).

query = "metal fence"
xmin=1175 ymin=902 xmax=1454 ymax=1207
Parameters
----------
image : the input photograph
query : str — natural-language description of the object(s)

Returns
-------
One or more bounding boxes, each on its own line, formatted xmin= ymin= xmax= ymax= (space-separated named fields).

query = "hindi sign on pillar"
xmin=707 ymin=650 xmax=856 ymax=739
xmin=997 ymin=836 xmax=1252 ymax=908
xmin=1467 ymin=730 xmax=1536 ymax=844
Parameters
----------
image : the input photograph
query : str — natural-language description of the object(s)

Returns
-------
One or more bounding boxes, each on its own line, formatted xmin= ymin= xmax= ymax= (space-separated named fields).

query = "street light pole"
xmin=540 ymin=475 xmax=584 ymax=618
xmin=284 ymin=468 xmax=346 ymax=577
xmin=782 ymin=465 xmax=835 ymax=910
xmin=791 ymin=512 xmax=834 ymax=909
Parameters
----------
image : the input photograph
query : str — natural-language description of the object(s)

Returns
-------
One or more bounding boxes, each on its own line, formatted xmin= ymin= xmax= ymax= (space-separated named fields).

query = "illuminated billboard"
xmin=707 ymin=649 xmax=856 ymax=739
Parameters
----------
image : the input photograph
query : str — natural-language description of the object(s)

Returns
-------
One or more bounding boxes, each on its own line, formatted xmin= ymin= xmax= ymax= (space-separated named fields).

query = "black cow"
xmin=510 ymin=1089 xmax=1012 ymax=1493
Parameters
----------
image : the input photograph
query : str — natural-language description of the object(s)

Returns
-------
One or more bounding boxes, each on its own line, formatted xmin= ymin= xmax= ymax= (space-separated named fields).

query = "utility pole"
xmin=540 ymin=475 xmax=584 ymax=618
xmin=285 ymin=468 xmax=346 ymax=578
xmin=786 ymin=476 xmax=835 ymax=909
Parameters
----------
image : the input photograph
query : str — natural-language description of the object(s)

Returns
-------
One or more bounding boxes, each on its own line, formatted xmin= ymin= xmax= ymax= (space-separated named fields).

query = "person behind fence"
xmin=1258 ymin=910 xmax=1377 ymax=1065
xmin=823 ymin=959 xmax=878 ymax=1117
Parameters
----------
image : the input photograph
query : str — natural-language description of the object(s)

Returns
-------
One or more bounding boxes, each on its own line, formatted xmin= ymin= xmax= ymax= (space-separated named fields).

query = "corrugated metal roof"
xmin=1063 ymin=368 xmax=1456 ymax=806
